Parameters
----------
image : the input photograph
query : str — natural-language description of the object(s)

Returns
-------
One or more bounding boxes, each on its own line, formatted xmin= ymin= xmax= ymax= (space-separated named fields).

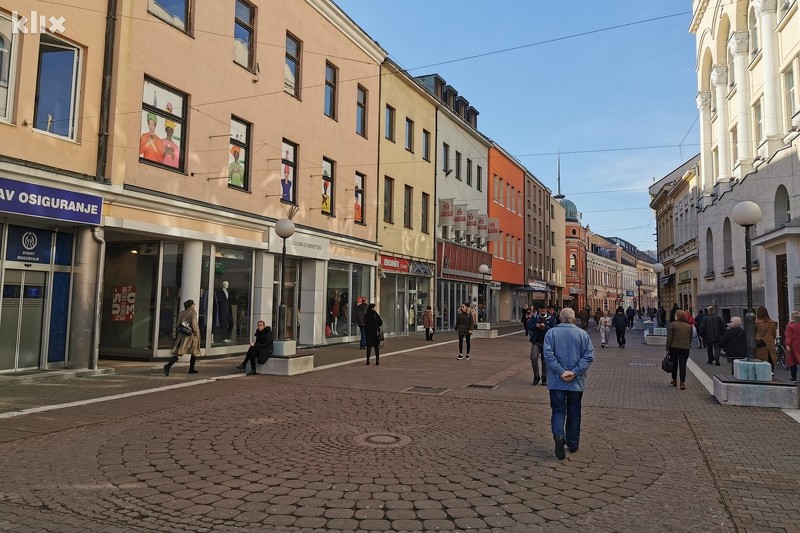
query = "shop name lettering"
xmin=383 ymin=259 xmax=401 ymax=268
xmin=289 ymin=239 xmax=322 ymax=250
xmin=0 ymin=189 xmax=99 ymax=215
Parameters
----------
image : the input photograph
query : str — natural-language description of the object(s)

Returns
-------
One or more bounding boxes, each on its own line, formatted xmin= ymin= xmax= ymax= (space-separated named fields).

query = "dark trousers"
xmin=615 ymin=328 xmax=626 ymax=347
xmin=366 ymin=345 xmax=380 ymax=364
xmin=458 ymin=333 xmax=471 ymax=355
xmin=670 ymin=348 xmax=690 ymax=382
xmin=425 ymin=327 xmax=433 ymax=341
xmin=530 ymin=343 xmax=547 ymax=379
xmin=550 ymin=390 xmax=583 ymax=451
xmin=627 ymin=316 xmax=634 ymax=328
xmin=358 ymin=325 xmax=366 ymax=349
xmin=245 ymin=347 xmax=258 ymax=372
xmin=706 ymin=342 xmax=720 ymax=363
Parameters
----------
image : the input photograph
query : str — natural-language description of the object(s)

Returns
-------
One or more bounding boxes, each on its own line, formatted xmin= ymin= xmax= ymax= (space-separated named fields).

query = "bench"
xmin=712 ymin=373 xmax=798 ymax=409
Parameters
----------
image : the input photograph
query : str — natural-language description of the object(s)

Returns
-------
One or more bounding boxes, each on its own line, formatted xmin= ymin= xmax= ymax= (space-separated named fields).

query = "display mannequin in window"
xmin=214 ymin=280 xmax=234 ymax=343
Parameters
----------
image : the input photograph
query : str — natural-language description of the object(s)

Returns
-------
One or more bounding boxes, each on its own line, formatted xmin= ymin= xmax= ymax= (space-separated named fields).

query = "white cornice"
xmin=690 ymin=0 xmax=711 ymax=33
xmin=306 ymin=0 xmax=387 ymax=63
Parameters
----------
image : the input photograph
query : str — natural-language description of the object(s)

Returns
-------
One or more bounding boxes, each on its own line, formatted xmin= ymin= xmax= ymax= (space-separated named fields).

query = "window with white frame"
xmin=784 ymin=66 xmax=796 ymax=128
xmin=233 ymin=0 xmax=254 ymax=69
xmin=148 ymin=0 xmax=190 ymax=32
xmin=34 ymin=34 xmax=80 ymax=139
xmin=754 ymin=98 xmax=763 ymax=143
xmin=0 ymin=15 xmax=17 ymax=121
xmin=285 ymin=33 xmax=301 ymax=97
xmin=748 ymin=7 xmax=759 ymax=56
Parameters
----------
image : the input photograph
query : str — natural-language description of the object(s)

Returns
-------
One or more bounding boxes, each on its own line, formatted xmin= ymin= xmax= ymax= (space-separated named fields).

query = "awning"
xmin=659 ymin=274 xmax=675 ymax=285
xmin=515 ymin=285 xmax=551 ymax=293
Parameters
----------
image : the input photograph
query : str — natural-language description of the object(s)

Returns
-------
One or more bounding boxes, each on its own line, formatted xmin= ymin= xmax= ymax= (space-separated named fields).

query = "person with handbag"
xmin=666 ymin=310 xmax=693 ymax=389
xmin=719 ymin=316 xmax=746 ymax=370
xmin=755 ymin=306 xmax=778 ymax=372
xmin=783 ymin=311 xmax=800 ymax=382
xmin=364 ymin=303 xmax=383 ymax=365
xmin=528 ymin=306 xmax=556 ymax=385
xmin=240 ymin=321 xmax=273 ymax=375
xmin=423 ymin=305 xmax=434 ymax=341
xmin=164 ymin=299 xmax=200 ymax=376
xmin=455 ymin=303 xmax=474 ymax=360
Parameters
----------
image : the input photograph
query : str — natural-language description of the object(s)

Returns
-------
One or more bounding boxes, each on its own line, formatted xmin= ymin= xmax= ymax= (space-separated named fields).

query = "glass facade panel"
xmin=211 ymin=246 xmax=252 ymax=346
xmin=326 ymin=261 xmax=350 ymax=337
xmin=350 ymin=264 xmax=370 ymax=336
xmin=157 ymin=243 xmax=183 ymax=349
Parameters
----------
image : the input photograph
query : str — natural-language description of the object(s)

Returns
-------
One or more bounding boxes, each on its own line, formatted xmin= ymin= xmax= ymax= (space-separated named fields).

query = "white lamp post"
xmin=479 ymin=263 xmax=490 ymax=324
xmin=732 ymin=201 xmax=762 ymax=361
xmin=653 ymin=263 xmax=664 ymax=327
xmin=275 ymin=218 xmax=295 ymax=342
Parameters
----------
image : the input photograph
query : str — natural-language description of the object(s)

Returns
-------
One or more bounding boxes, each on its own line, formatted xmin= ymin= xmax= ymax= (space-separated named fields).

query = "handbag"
xmin=377 ymin=327 xmax=385 ymax=345
xmin=755 ymin=339 xmax=766 ymax=348
xmin=661 ymin=353 xmax=674 ymax=373
xmin=177 ymin=320 xmax=193 ymax=336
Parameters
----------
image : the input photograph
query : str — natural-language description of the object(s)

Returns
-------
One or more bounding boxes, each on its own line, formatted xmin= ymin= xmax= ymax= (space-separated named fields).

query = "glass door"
xmin=0 ymin=270 xmax=47 ymax=371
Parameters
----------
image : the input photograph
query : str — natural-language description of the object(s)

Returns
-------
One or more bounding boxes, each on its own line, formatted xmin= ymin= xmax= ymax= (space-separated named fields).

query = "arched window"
xmin=723 ymin=218 xmax=733 ymax=271
xmin=569 ymin=253 xmax=577 ymax=271
xmin=748 ymin=7 xmax=759 ymax=56
xmin=706 ymin=228 xmax=715 ymax=276
xmin=774 ymin=185 xmax=791 ymax=227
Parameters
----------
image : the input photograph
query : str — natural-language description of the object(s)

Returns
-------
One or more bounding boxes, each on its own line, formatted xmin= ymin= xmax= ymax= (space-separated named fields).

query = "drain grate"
xmin=403 ymin=386 xmax=449 ymax=395
xmin=467 ymin=384 xmax=495 ymax=389
xmin=629 ymin=362 xmax=655 ymax=367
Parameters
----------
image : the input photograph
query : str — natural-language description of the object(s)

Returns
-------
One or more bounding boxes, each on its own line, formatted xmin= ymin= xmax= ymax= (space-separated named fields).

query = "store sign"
xmin=477 ymin=214 xmax=488 ymax=239
xmin=625 ymin=290 xmax=635 ymax=297
xmin=268 ymin=228 xmax=330 ymax=260
xmin=439 ymin=198 xmax=454 ymax=226
xmin=5 ymin=225 xmax=51 ymax=263
xmin=529 ymin=280 xmax=548 ymax=291
xmin=487 ymin=218 xmax=500 ymax=241
xmin=454 ymin=204 xmax=467 ymax=232
xmin=380 ymin=255 xmax=410 ymax=273
xmin=111 ymin=285 xmax=135 ymax=321
xmin=0 ymin=176 xmax=102 ymax=225
xmin=466 ymin=210 xmax=478 ymax=236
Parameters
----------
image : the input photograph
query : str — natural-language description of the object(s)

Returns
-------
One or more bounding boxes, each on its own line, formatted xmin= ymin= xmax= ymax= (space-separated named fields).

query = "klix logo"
xmin=12 ymin=11 xmax=66 ymax=34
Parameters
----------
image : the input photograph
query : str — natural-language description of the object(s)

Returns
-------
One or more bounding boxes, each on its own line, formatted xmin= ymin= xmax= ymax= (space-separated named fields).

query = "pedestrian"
xmin=719 ymin=316 xmax=746 ymax=366
xmin=783 ymin=310 xmax=800 ymax=382
xmin=468 ymin=302 xmax=478 ymax=329
xmin=594 ymin=307 xmax=604 ymax=331
xmin=521 ymin=306 xmax=531 ymax=337
xmin=423 ymin=305 xmax=434 ymax=341
xmin=164 ymin=299 xmax=200 ymax=376
xmin=699 ymin=306 xmax=725 ymax=365
xmin=528 ymin=306 xmax=556 ymax=385
xmin=666 ymin=310 xmax=693 ymax=390
xmin=364 ymin=303 xmax=383 ymax=365
xmin=626 ymin=306 xmax=636 ymax=329
xmin=356 ymin=297 xmax=368 ymax=349
xmin=755 ymin=305 xmax=778 ymax=372
xmin=241 ymin=321 xmax=273 ymax=375
xmin=695 ymin=309 xmax=706 ymax=348
xmin=669 ymin=303 xmax=680 ymax=324
xmin=576 ymin=307 xmax=589 ymax=330
xmin=611 ymin=306 xmax=628 ymax=348
xmin=455 ymin=302 xmax=474 ymax=360
xmin=542 ymin=307 xmax=595 ymax=460
xmin=598 ymin=310 xmax=611 ymax=348
xmin=658 ymin=306 xmax=667 ymax=328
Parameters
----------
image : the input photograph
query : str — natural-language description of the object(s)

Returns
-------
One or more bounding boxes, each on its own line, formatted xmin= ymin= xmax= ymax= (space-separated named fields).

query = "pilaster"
xmin=729 ymin=32 xmax=753 ymax=175
xmin=711 ymin=65 xmax=731 ymax=183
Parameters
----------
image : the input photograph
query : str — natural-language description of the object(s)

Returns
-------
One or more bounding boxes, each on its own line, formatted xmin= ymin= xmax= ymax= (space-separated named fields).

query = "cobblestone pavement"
xmin=0 ymin=323 xmax=798 ymax=532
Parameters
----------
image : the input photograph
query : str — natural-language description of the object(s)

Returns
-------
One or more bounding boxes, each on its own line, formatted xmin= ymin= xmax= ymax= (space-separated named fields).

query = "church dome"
xmin=559 ymin=198 xmax=579 ymax=222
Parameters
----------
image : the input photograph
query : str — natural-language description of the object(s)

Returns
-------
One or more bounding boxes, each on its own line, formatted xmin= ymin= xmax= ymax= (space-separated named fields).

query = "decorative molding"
xmin=755 ymin=0 xmax=778 ymax=16
xmin=696 ymin=91 xmax=712 ymax=111
xmin=710 ymin=65 xmax=729 ymax=87
xmin=729 ymin=32 xmax=749 ymax=56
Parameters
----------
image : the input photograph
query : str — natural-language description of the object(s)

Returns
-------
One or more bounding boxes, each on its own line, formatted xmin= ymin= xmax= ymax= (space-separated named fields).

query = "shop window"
xmin=327 ymin=262 xmax=350 ymax=337
xmin=285 ymin=33 xmax=301 ymax=97
xmin=148 ymin=0 xmax=190 ymax=32
xmin=322 ymin=158 xmax=334 ymax=216
xmin=211 ymin=246 xmax=252 ymax=346
xmin=157 ymin=243 xmax=183 ymax=349
xmin=233 ymin=0 xmax=255 ymax=70
xmin=228 ymin=116 xmax=250 ymax=190
xmin=140 ymin=77 xmax=186 ymax=170
xmin=354 ymin=171 xmax=365 ymax=224
xmin=34 ymin=34 xmax=80 ymax=139
xmin=281 ymin=139 xmax=297 ymax=204
xmin=351 ymin=264 xmax=370 ymax=330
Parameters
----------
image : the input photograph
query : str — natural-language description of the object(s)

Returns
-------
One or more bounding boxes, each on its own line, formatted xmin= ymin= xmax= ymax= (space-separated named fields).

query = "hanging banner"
xmin=454 ymin=204 xmax=467 ymax=232
xmin=487 ymin=217 xmax=500 ymax=241
xmin=477 ymin=213 xmax=488 ymax=240
xmin=439 ymin=198 xmax=454 ymax=226
xmin=466 ymin=210 xmax=478 ymax=236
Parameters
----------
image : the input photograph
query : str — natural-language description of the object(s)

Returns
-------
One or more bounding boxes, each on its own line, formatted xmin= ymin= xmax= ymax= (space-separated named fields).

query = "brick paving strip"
xmin=0 ymin=324 xmax=797 ymax=531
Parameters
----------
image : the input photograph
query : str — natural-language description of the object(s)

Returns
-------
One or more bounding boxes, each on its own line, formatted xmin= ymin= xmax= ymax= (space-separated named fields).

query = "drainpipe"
xmin=91 ymin=227 xmax=106 ymax=369
xmin=95 ymin=0 xmax=118 ymax=182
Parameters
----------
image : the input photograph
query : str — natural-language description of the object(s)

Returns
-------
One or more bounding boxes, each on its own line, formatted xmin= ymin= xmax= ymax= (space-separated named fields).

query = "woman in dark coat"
xmin=364 ymin=303 xmax=383 ymax=365
xmin=611 ymin=306 xmax=628 ymax=348
xmin=455 ymin=302 xmax=474 ymax=359
xmin=243 ymin=321 xmax=273 ymax=375
xmin=165 ymin=299 xmax=200 ymax=376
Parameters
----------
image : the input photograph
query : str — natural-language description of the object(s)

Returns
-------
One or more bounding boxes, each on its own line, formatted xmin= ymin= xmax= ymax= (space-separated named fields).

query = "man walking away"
xmin=528 ymin=306 xmax=556 ymax=386
xmin=626 ymin=306 xmax=636 ymax=329
xmin=356 ymin=297 xmax=368 ymax=349
xmin=699 ymin=306 xmax=726 ymax=365
xmin=543 ymin=308 xmax=594 ymax=460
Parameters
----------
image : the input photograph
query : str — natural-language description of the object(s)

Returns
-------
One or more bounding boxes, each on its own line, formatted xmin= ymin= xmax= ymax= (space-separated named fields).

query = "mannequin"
xmin=214 ymin=280 xmax=234 ymax=342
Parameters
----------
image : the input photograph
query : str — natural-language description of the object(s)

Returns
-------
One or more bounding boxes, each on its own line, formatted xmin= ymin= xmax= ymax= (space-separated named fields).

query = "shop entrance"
xmin=274 ymin=259 xmax=300 ymax=340
xmin=0 ymin=270 xmax=47 ymax=371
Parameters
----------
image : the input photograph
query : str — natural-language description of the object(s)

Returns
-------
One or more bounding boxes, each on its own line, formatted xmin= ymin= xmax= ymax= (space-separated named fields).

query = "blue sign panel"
xmin=0 ymin=176 xmax=102 ymax=225
xmin=6 ymin=225 xmax=52 ymax=263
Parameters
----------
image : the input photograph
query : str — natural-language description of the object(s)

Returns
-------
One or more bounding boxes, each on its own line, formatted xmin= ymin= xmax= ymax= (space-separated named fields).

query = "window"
xmin=421 ymin=192 xmax=430 ymax=233
xmin=477 ymin=165 xmax=483 ymax=191
xmin=228 ymin=117 xmax=250 ymax=189
xmin=722 ymin=218 xmax=733 ymax=271
xmin=139 ymin=77 xmax=186 ymax=170
xmin=280 ymin=140 xmax=297 ymax=204
xmin=455 ymin=151 xmax=462 ymax=180
xmin=0 ymin=16 xmax=17 ymax=121
xmin=285 ymin=34 xmax=301 ymax=97
xmin=748 ymin=7 xmax=759 ymax=56
xmin=705 ymin=228 xmax=714 ymax=276
xmin=570 ymin=253 xmax=577 ymax=271
xmin=356 ymin=85 xmax=367 ymax=136
xmin=233 ymin=0 xmax=254 ymax=69
xmin=404 ymin=185 xmax=413 ymax=228
xmin=422 ymin=130 xmax=431 ymax=161
xmin=354 ymin=172 xmax=365 ymax=224
xmin=442 ymin=143 xmax=450 ymax=173
xmin=34 ymin=35 xmax=80 ymax=139
xmin=784 ymin=66 xmax=797 ymax=128
xmin=466 ymin=159 xmax=473 ymax=186
xmin=754 ymin=98 xmax=763 ymax=142
xmin=385 ymin=105 xmax=395 ymax=141
xmin=774 ymin=185 xmax=791 ymax=226
xmin=383 ymin=176 xmax=394 ymax=223
xmin=322 ymin=158 xmax=334 ymax=216
xmin=405 ymin=117 xmax=414 ymax=152
xmin=148 ymin=0 xmax=190 ymax=31
xmin=731 ymin=126 xmax=738 ymax=166
xmin=324 ymin=62 xmax=337 ymax=119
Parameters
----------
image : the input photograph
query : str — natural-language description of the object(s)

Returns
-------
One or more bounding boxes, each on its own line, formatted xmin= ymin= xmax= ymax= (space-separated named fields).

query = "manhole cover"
xmin=403 ymin=386 xmax=449 ymax=395
xmin=353 ymin=432 xmax=412 ymax=448
xmin=629 ymin=362 xmax=655 ymax=367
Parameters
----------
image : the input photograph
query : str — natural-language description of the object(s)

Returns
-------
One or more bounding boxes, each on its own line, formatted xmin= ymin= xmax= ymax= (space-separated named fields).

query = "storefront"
xmin=436 ymin=240 xmax=493 ymax=330
xmin=0 ymin=176 xmax=103 ymax=372
xmin=377 ymin=254 xmax=434 ymax=335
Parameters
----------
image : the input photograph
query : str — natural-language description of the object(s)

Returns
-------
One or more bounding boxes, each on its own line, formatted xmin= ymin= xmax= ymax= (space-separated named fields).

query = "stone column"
xmin=180 ymin=241 xmax=203 ymax=309
xmin=729 ymin=32 xmax=753 ymax=169
xmin=756 ymin=0 xmax=781 ymax=140
xmin=252 ymin=250 xmax=274 ymax=332
xmin=711 ymin=65 xmax=731 ymax=182
xmin=299 ymin=259 xmax=326 ymax=346
xmin=68 ymin=227 xmax=101 ymax=369
xmin=696 ymin=91 xmax=713 ymax=195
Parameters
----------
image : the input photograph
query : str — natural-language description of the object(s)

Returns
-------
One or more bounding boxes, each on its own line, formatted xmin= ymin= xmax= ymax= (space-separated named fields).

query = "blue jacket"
xmin=527 ymin=312 xmax=556 ymax=344
xmin=542 ymin=323 xmax=595 ymax=391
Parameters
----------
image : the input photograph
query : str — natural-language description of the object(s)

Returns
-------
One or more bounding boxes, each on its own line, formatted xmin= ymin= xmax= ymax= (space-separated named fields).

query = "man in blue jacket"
xmin=543 ymin=307 xmax=595 ymax=460
xmin=528 ymin=305 xmax=556 ymax=386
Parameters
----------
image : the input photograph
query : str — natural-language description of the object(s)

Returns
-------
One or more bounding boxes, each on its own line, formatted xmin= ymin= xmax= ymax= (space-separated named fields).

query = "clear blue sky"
xmin=334 ymin=0 xmax=699 ymax=252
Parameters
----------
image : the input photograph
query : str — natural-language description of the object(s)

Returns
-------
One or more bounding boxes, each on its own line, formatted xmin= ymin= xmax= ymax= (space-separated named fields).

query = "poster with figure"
xmin=281 ymin=141 xmax=296 ymax=203
xmin=140 ymin=80 xmax=184 ymax=169
xmin=354 ymin=172 xmax=364 ymax=223
xmin=228 ymin=118 xmax=248 ymax=188
xmin=321 ymin=159 xmax=334 ymax=215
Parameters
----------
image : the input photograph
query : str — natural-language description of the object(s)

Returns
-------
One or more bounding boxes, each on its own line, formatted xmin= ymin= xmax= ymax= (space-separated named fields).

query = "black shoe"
xmin=236 ymin=363 xmax=246 ymax=370
xmin=541 ymin=380 xmax=547 ymax=386
xmin=532 ymin=376 xmax=540 ymax=386
xmin=715 ymin=362 xmax=720 ymax=366
xmin=568 ymin=447 xmax=578 ymax=454
xmin=246 ymin=370 xmax=257 ymax=375
xmin=163 ymin=364 xmax=170 ymax=376
xmin=188 ymin=369 xmax=198 ymax=374
xmin=554 ymin=435 xmax=566 ymax=460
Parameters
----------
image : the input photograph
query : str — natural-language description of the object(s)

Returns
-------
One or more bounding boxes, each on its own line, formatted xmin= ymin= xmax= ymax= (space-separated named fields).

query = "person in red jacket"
xmin=784 ymin=310 xmax=800 ymax=382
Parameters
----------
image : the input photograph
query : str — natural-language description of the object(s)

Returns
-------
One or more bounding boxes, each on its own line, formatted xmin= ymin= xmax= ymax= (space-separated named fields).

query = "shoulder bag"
xmin=661 ymin=353 xmax=674 ymax=373
xmin=177 ymin=320 xmax=193 ymax=336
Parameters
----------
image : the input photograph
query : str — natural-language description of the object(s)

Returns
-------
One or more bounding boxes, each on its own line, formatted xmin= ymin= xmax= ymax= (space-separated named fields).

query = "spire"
xmin=553 ymin=151 xmax=565 ymax=200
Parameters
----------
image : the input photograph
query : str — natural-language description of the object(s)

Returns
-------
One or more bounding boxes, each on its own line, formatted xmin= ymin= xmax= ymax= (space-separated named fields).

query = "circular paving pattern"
xmin=354 ymin=432 xmax=413 ymax=448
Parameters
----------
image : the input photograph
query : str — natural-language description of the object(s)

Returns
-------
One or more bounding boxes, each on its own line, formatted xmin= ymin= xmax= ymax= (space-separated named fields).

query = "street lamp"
xmin=653 ymin=263 xmax=664 ymax=327
xmin=635 ymin=279 xmax=642 ymax=320
xmin=479 ymin=263 xmax=490 ymax=323
xmin=732 ymin=201 xmax=762 ymax=361
xmin=275 ymin=218 xmax=295 ymax=341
